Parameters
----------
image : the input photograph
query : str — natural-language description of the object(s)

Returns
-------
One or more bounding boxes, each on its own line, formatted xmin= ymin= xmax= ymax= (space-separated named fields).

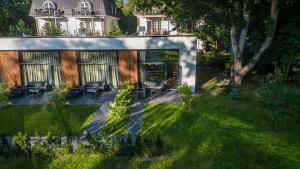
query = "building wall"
xmin=0 ymin=36 xmax=197 ymax=92
xmin=36 ymin=17 xmax=105 ymax=36
xmin=118 ymin=50 xmax=138 ymax=85
xmin=60 ymin=51 xmax=80 ymax=86
xmin=0 ymin=51 xmax=22 ymax=88
xmin=137 ymin=16 xmax=177 ymax=36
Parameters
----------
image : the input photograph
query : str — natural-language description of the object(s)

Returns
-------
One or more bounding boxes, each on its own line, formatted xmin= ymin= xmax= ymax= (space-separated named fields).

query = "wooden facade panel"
xmin=60 ymin=51 xmax=80 ymax=86
xmin=0 ymin=51 xmax=22 ymax=88
xmin=118 ymin=50 xmax=138 ymax=85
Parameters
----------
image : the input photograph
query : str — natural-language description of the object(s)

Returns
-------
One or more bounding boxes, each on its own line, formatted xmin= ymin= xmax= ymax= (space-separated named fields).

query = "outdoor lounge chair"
xmin=83 ymin=82 xmax=105 ymax=96
xmin=9 ymin=86 xmax=25 ymax=99
xmin=26 ymin=82 xmax=51 ymax=95
xmin=143 ymin=81 xmax=166 ymax=96
xmin=67 ymin=86 xmax=83 ymax=99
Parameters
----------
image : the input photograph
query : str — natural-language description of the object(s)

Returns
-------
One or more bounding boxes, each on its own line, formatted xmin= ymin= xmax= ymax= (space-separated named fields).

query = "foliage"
xmin=0 ymin=82 xmax=10 ymax=103
xmin=9 ymin=19 xmax=33 ymax=36
xmin=0 ymin=0 xmax=33 ymax=36
xmin=177 ymin=83 xmax=193 ymax=112
xmin=50 ymin=81 xmax=72 ymax=107
xmin=261 ymin=66 xmax=300 ymax=127
xmin=42 ymin=23 xmax=64 ymax=36
xmin=108 ymin=24 xmax=123 ymax=36
xmin=110 ymin=81 xmax=134 ymax=117
xmin=12 ymin=132 xmax=31 ymax=158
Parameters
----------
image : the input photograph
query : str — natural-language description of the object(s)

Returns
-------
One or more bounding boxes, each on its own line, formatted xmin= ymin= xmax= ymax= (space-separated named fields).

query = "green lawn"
xmin=0 ymin=105 xmax=98 ymax=135
xmin=1 ymin=83 xmax=300 ymax=168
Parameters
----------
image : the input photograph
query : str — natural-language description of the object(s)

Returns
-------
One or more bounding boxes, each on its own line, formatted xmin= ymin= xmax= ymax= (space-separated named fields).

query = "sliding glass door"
xmin=79 ymin=51 xmax=119 ymax=88
xmin=139 ymin=50 xmax=180 ymax=88
xmin=20 ymin=51 xmax=61 ymax=87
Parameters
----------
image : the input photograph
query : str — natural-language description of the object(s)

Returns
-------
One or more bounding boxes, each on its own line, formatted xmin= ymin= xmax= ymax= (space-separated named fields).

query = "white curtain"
xmin=21 ymin=51 xmax=61 ymax=87
xmin=79 ymin=51 xmax=119 ymax=88
xmin=22 ymin=64 xmax=50 ymax=85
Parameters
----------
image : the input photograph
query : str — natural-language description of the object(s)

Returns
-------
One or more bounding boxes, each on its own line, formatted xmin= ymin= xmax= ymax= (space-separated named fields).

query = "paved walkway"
xmin=80 ymin=101 xmax=110 ymax=143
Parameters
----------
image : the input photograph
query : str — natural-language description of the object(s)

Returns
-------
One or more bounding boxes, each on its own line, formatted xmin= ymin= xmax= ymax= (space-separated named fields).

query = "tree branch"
xmin=240 ymin=0 xmax=279 ymax=75
xmin=238 ymin=0 xmax=250 ymax=58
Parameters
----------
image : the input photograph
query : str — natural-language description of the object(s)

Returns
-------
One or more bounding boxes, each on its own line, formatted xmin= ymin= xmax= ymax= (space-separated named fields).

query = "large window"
xmin=78 ymin=51 xmax=119 ymax=88
xmin=139 ymin=50 xmax=180 ymax=88
xmin=20 ymin=51 xmax=61 ymax=87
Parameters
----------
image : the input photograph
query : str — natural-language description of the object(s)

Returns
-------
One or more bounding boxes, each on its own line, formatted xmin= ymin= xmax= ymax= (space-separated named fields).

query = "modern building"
xmin=0 ymin=36 xmax=197 ymax=92
xmin=134 ymin=8 xmax=177 ymax=36
xmin=29 ymin=0 xmax=120 ymax=36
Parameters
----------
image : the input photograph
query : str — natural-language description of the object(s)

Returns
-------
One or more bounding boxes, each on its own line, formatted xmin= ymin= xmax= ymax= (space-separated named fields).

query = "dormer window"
xmin=43 ymin=1 xmax=56 ymax=11
xmin=80 ymin=1 xmax=92 ymax=15
xmin=81 ymin=2 xmax=90 ymax=11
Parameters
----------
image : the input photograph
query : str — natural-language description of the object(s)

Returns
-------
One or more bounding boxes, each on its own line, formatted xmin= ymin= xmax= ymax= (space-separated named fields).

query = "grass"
xmin=1 ymin=80 xmax=300 ymax=168
xmin=0 ymin=105 xmax=98 ymax=135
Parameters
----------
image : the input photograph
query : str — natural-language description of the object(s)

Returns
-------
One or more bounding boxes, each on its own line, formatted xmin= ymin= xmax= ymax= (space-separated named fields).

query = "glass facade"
xmin=78 ymin=51 xmax=119 ymax=88
xmin=139 ymin=50 xmax=180 ymax=88
xmin=20 ymin=51 xmax=61 ymax=87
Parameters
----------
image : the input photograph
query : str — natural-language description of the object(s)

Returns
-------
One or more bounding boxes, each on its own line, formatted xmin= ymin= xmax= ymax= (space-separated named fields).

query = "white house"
xmin=29 ymin=0 xmax=120 ymax=36
xmin=134 ymin=9 xmax=177 ymax=36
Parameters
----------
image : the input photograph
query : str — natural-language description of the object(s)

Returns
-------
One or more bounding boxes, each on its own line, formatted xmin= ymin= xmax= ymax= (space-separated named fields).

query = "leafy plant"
xmin=0 ymin=82 xmax=10 ymax=103
xmin=261 ymin=65 xmax=300 ymax=128
xmin=12 ymin=132 xmax=31 ymax=158
xmin=110 ymin=81 xmax=134 ymax=117
xmin=9 ymin=19 xmax=32 ymax=36
xmin=177 ymin=83 xmax=193 ymax=112
xmin=42 ymin=23 xmax=64 ymax=36
xmin=108 ymin=24 xmax=123 ymax=36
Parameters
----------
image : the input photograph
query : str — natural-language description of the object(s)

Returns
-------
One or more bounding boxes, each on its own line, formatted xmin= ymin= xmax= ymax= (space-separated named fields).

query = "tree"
xmin=133 ymin=0 xmax=280 ymax=88
xmin=42 ymin=23 xmax=63 ymax=36
xmin=9 ymin=19 xmax=33 ymax=36
xmin=0 ymin=0 xmax=33 ymax=36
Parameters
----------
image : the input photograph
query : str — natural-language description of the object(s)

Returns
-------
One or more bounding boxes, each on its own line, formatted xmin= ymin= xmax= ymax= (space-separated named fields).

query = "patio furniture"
xmin=143 ymin=81 xmax=166 ymax=96
xmin=83 ymin=82 xmax=105 ymax=96
xmin=26 ymin=82 xmax=51 ymax=95
xmin=137 ymin=83 xmax=147 ymax=99
xmin=9 ymin=86 xmax=25 ymax=99
xmin=67 ymin=86 xmax=83 ymax=99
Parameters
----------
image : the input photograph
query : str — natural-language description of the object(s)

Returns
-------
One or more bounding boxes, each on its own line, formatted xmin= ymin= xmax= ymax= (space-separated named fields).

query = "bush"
xmin=42 ymin=23 xmax=64 ymax=36
xmin=177 ymin=83 xmax=193 ymax=112
xmin=261 ymin=66 xmax=300 ymax=128
xmin=0 ymin=82 xmax=10 ymax=103
xmin=12 ymin=132 xmax=31 ymax=158
xmin=110 ymin=81 xmax=134 ymax=117
xmin=50 ymin=81 xmax=72 ymax=107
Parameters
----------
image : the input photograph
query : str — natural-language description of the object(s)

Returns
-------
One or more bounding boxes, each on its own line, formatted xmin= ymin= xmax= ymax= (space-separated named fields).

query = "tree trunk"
xmin=230 ymin=0 xmax=279 ymax=87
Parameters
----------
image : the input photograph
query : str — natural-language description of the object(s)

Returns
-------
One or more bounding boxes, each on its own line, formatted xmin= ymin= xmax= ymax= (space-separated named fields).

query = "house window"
xmin=78 ymin=51 xmax=119 ymax=88
xmin=20 ymin=51 xmax=61 ymax=87
xmin=80 ymin=1 xmax=91 ymax=15
xmin=43 ymin=1 xmax=56 ymax=11
xmin=139 ymin=50 xmax=180 ymax=88
xmin=151 ymin=20 xmax=161 ymax=33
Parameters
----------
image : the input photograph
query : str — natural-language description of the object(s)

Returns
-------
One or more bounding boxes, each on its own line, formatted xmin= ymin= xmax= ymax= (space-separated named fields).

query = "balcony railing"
xmin=34 ymin=9 xmax=64 ymax=17
xmin=71 ymin=9 xmax=96 ymax=17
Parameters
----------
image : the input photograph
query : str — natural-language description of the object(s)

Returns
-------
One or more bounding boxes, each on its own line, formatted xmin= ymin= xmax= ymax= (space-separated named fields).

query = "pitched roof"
xmin=29 ymin=0 xmax=119 ymax=17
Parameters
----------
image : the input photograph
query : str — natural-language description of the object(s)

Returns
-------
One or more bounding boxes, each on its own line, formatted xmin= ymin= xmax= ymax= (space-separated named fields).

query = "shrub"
xmin=12 ymin=132 xmax=31 ymax=158
xmin=261 ymin=66 xmax=300 ymax=128
xmin=177 ymin=83 xmax=193 ymax=112
xmin=110 ymin=81 xmax=134 ymax=117
xmin=0 ymin=82 xmax=10 ymax=103
xmin=50 ymin=81 xmax=72 ymax=107
xmin=42 ymin=23 xmax=64 ymax=36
